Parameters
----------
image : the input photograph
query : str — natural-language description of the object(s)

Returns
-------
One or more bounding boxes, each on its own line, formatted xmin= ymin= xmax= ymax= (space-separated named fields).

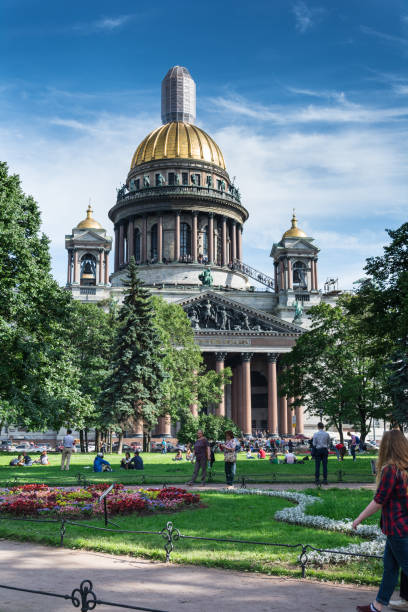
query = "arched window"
xmin=123 ymin=223 xmax=128 ymax=263
xmin=180 ymin=222 xmax=191 ymax=257
xmin=293 ymin=261 xmax=307 ymax=289
xmin=134 ymin=228 xmax=141 ymax=262
xmin=150 ymin=224 xmax=158 ymax=261
xmin=80 ymin=253 xmax=96 ymax=286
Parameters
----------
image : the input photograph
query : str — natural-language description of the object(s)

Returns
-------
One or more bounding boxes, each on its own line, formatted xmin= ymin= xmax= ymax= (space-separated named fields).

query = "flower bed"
xmin=0 ymin=484 xmax=200 ymax=519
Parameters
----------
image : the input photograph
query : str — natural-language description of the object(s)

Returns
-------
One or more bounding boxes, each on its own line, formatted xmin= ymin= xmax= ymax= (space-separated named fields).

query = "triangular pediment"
xmin=177 ymin=291 xmax=303 ymax=336
xmin=71 ymin=230 xmax=108 ymax=243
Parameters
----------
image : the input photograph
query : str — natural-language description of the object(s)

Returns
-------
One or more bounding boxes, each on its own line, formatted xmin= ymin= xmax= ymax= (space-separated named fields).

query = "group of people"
xmin=9 ymin=450 xmax=49 ymax=466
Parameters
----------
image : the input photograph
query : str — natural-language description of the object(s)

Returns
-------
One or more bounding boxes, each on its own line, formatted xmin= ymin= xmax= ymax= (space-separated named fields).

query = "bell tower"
xmin=270 ymin=212 xmax=319 ymax=319
xmin=65 ymin=204 xmax=112 ymax=301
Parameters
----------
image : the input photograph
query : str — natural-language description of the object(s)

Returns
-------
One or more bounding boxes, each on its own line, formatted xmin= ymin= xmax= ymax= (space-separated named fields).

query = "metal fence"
xmin=0 ymin=579 xmax=168 ymax=611
xmin=0 ymin=512 xmax=383 ymax=580
xmin=2 ymin=467 xmax=375 ymax=490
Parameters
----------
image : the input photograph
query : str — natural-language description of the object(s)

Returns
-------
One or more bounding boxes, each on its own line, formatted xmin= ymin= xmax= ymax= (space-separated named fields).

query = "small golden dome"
xmin=76 ymin=205 xmax=103 ymax=230
xmin=282 ymin=212 xmax=307 ymax=239
xmin=130 ymin=122 xmax=226 ymax=170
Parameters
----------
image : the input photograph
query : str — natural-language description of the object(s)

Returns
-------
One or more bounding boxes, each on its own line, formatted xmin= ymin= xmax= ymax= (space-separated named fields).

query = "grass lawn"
xmin=0 ymin=488 xmax=382 ymax=584
xmin=0 ymin=451 xmax=375 ymax=486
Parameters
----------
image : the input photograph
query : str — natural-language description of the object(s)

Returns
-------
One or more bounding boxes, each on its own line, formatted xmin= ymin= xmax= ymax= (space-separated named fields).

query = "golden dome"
xmin=130 ymin=122 xmax=226 ymax=170
xmin=76 ymin=205 xmax=103 ymax=230
xmin=282 ymin=212 xmax=307 ymax=239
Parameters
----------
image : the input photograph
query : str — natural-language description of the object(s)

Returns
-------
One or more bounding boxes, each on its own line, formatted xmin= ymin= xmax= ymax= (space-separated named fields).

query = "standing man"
xmin=60 ymin=428 xmax=75 ymax=471
xmin=312 ymin=422 xmax=331 ymax=485
xmin=187 ymin=429 xmax=210 ymax=486
xmin=161 ymin=438 xmax=167 ymax=454
xmin=347 ymin=431 xmax=358 ymax=461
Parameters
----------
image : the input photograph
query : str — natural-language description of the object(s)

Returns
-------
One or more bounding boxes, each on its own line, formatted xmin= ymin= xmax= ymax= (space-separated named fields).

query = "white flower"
xmin=221 ymin=488 xmax=384 ymax=565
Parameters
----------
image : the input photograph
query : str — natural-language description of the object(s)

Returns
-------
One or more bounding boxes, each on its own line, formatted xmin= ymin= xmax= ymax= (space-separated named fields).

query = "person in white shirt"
xmin=61 ymin=429 xmax=75 ymax=471
xmin=312 ymin=422 xmax=331 ymax=485
xmin=284 ymin=450 xmax=296 ymax=464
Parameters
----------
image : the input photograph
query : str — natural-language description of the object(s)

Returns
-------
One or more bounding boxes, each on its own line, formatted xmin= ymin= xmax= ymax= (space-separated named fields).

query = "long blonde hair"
xmin=376 ymin=430 xmax=408 ymax=485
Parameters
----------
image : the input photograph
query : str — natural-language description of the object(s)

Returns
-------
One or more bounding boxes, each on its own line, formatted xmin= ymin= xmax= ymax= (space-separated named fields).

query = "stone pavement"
xmin=0 ymin=539 xmax=383 ymax=612
xmin=167 ymin=482 xmax=377 ymax=492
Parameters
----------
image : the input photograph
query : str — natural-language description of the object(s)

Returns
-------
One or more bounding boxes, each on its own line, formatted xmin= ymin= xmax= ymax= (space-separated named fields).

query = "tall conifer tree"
xmin=101 ymin=258 xmax=167 ymax=435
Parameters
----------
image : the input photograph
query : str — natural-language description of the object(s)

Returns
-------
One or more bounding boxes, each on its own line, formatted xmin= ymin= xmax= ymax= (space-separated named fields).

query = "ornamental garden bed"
xmin=0 ymin=484 xmax=200 ymax=519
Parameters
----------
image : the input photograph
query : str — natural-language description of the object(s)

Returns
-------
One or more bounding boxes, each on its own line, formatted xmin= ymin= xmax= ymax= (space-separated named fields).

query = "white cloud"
xmin=361 ymin=26 xmax=408 ymax=48
xmin=94 ymin=16 xmax=131 ymax=30
xmin=210 ymin=94 xmax=408 ymax=124
xmin=292 ymin=2 xmax=314 ymax=33
xmin=0 ymin=100 xmax=406 ymax=291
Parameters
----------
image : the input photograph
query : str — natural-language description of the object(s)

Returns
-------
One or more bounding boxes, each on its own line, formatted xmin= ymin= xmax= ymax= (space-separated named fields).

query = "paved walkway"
xmin=164 ymin=482 xmax=376 ymax=492
xmin=0 ymin=540 xmax=383 ymax=612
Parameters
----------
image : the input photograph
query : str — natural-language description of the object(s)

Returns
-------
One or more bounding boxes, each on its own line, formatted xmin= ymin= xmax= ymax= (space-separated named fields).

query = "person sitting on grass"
xmin=34 ymin=451 xmax=49 ymax=465
xmin=9 ymin=454 xmax=23 ymax=466
xmin=269 ymin=451 xmax=279 ymax=464
xmin=120 ymin=452 xmax=133 ymax=469
xmin=246 ymin=449 xmax=255 ymax=459
xmin=21 ymin=451 xmax=33 ymax=466
xmin=284 ymin=449 xmax=296 ymax=464
xmin=185 ymin=447 xmax=193 ymax=461
xmin=173 ymin=450 xmax=183 ymax=461
xmin=130 ymin=450 xmax=144 ymax=470
xmin=93 ymin=452 xmax=112 ymax=472
xmin=257 ymin=448 xmax=266 ymax=459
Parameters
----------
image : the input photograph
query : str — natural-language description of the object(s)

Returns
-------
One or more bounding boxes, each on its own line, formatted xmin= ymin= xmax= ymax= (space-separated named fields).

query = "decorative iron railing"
xmin=231 ymin=259 xmax=275 ymax=290
xmin=116 ymin=185 xmax=243 ymax=207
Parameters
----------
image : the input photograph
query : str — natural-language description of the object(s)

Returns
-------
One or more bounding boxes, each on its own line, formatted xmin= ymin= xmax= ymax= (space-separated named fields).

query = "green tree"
xmin=152 ymin=296 xmax=232 ymax=425
xmin=279 ymin=295 xmax=390 ymax=442
xmin=177 ymin=412 xmax=241 ymax=445
xmin=100 ymin=259 xmax=168 ymax=448
xmin=69 ymin=299 xmax=118 ymax=450
xmin=350 ymin=223 xmax=408 ymax=425
xmin=0 ymin=162 xmax=88 ymax=431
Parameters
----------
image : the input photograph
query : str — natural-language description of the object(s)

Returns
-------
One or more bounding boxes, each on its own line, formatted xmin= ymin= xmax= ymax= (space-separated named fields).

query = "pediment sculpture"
xmin=187 ymin=299 xmax=271 ymax=332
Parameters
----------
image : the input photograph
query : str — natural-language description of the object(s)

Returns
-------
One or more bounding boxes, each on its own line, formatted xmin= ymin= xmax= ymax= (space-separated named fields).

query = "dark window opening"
xmin=182 ymin=172 xmax=188 ymax=185
xmin=180 ymin=222 xmax=191 ymax=257
xmin=150 ymin=224 xmax=158 ymax=261
xmin=168 ymin=172 xmax=175 ymax=186
xmin=134 ymin=229 xmax=141 ymax=262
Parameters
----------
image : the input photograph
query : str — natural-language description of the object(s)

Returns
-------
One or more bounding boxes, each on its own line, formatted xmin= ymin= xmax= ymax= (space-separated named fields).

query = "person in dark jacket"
xmin=130 ymin=450 xmax=143 ymax=470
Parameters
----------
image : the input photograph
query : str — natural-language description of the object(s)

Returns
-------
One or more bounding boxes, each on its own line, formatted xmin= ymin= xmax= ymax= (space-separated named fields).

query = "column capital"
xmin=176 ymin=209 xmax=182 ymax=216
xmin=241 ymin=352 xmax=253 ymax=362
xmin=208 ymin=212 xmax=214 ymax=218
xmin=215 ymin=352 xmax=227 ymax=362
xmin=192 ymin=210 xmax=199 ymax=216
xmin=267 ymin=353 xmax=279 ymax=363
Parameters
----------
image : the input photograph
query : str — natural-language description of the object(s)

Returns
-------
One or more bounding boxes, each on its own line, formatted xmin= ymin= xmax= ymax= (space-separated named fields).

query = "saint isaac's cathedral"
xmin=65 ymin=66 xmax=340 ymax=439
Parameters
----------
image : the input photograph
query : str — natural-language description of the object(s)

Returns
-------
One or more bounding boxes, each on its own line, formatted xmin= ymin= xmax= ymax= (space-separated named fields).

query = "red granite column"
xmin=67 ymin=250 xmax=72 ymax=284
xmin=267 ymin=354 xmax=279 ymax=435
xmin=114 ymin=227 xmax=119 ymax=272
xmin=237 ymin=224 xmax=242 ymax=260
xmin=192 ymin=212 xmax=198 ymax=262
xmin=280 ymin=260 xmax=284 ymax=290
xmin=241 ymin=353 xmax=253 ymax=436
xmin=295 ymin=404 xmax=304 ymax=434
xmin=158 ymin=414 xmax=171 ymax=437
xmin=280 ymin=396 xmax=287 ymax=435
xmin=287 ymin=259 xmax=293 ymax=289
xmin=231 ymin=367 xmax=237 ymax=425
xmin=274 ymin=263 xmax=278 ymax=293
xmin=208 ymin=213 xmax=214 ymax=264
xmin=158 ymin=215 xmax=163 ymax=263
xmin=215 ymin=353 xmax=227 ymax=417
xmin=287 ymin=398 xmax=294 ymax=436
xmin=119 ymin=224 xmax=124 ymax=266
xmin=231 ymin=221 xmax=237 ymax=261
xmin=174 ymin=211 xmax=180 ymax=262
xmin=98 ymin=250 xmax=103 ymax=284
xmin=235 ymin=363 xmax=242 ymax=430
xmin=128 ymin=218 xmax=134 ymax=261
xmin=222 ymin=217 xmax=227 ymax=266
xmin=142 ymin=217 xmax=147 ymax=263
xmin=310 ymin=259 xmax=315 ymax=291
xmin=104 ymin=252 xmax=109 ymax=284
xmin=73 ymin=250 xmax=79 ymax=283
xmin=313 ymin=259 xmax=318 ymax=290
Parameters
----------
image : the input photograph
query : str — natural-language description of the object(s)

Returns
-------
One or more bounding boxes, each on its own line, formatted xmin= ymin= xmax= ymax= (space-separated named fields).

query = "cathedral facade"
xmin=65 ymin=66 xmax=336 ymax=439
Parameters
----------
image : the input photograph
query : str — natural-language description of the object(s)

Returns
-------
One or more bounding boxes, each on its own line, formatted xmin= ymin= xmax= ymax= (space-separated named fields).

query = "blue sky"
xmin=1 ymin=0 xmax=408 ymax=288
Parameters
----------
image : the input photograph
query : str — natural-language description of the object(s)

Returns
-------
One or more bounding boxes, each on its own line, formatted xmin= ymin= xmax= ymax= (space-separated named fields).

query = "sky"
xmin=1 ymin=0 xmax=408 ymax=289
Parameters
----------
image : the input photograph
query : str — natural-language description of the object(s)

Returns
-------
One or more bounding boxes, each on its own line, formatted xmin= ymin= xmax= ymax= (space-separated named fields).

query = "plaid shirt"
xmin=374 ymin=464 xmax=408 ymax=536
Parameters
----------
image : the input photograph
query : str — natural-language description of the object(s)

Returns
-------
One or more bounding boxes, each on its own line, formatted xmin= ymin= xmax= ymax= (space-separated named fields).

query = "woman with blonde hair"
xmin=354 ymin=430 xmax=408 ymax=612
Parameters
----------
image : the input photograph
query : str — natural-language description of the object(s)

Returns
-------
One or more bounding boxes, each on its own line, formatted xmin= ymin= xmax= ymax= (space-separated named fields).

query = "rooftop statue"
xmin=143 ymin=175 xmax=150 ymax=188
xmin=293 ymin=300 xmax=303 ymax=324
xmin=199 ymin=268 xmax=213 ymax=287
xmin=157 ymin=174 xmax=165 ymax=186
xmin=206 ymin=175 xmax=213 ymax=188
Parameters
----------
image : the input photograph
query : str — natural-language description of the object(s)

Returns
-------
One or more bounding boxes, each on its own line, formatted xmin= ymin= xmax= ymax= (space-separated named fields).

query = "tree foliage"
xmin=100 ymin=258 xmax=167 ymax=432
xmin=0 ymin=162 xmax=89 ymax=431
xmin=177 ymin=412 xmax=241 ymax=445
xmin=279 ymin=295 xmax=390 ymax=441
